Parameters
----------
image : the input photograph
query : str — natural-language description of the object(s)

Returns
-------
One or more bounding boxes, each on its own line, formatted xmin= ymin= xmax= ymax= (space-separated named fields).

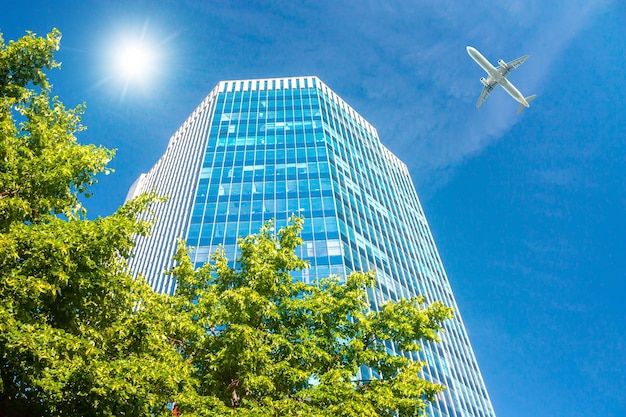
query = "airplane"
xmin=466 ymin=46 xmax=536 ymax=114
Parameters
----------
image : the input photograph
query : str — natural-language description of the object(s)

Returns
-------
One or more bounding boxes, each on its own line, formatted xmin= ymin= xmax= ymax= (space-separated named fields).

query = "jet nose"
xmin=466 ymin=46 xmax=475 ymax=54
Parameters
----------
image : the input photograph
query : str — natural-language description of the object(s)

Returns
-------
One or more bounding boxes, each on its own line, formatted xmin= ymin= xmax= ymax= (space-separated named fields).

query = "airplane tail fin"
xmin=517 ymin=95 xmax=537 ymax=114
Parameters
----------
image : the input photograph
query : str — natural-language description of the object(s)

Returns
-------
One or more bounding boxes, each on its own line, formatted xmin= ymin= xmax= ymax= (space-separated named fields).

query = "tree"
xmin=0 ymin=29 xmax=191 ymax=417
xmin=0 ymin=29 xmax=454 ymax=416
xmin=167 ymin=217 xmax=454 ymax=416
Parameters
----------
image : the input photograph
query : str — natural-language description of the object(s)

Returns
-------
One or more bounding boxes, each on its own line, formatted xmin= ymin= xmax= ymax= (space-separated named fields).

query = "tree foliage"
xmin=0 ymin=29 xmax=192 ymax=417
xmin=167 ymin=218 xmax=453 ymax=416
xmin=0 ymin=29 xmax=113 ymax=229
xmin=0 ymin=30 xmax=454 ymax=416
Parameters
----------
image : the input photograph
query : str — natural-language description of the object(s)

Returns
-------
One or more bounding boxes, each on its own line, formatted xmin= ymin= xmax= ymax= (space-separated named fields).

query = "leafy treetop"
xmin=168 ymin=217 xmax=453 ymax=416
xmin=0 ymin=29 xmax=191 ymax=417
xmin=0 ymin=28 xmax=113 ymax=230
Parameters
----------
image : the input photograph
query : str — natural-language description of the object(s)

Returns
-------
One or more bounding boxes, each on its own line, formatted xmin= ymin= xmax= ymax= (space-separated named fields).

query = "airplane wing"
xmin=476 ymin=83 xmax=496 ymax=108
xmin=497 ymin=55 xmax=529 ymax=78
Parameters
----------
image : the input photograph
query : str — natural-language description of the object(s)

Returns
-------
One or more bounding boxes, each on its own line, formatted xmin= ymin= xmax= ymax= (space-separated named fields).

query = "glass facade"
xmin=127 ymin=76 xmax=496 ymax=417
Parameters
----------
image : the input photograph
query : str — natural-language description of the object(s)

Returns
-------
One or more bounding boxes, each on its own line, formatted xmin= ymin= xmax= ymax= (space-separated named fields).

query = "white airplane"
xmin=466 ymin=46 xmax=536 ymax=114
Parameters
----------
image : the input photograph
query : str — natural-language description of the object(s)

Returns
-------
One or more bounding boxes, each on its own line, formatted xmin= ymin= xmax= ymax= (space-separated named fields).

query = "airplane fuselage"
xmin=466 ymin=46 xmax=529 ymax=108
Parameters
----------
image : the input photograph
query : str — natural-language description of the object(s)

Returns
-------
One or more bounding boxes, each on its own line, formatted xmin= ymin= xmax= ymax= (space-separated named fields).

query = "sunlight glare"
xmin=100 ymin=21 xmax=173 ymax=99
xmin=114 ymin=40 xmax=155 ymax=81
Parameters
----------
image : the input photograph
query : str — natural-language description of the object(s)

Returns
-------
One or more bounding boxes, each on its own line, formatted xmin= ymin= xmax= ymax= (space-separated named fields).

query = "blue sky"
xmin=2 ymin=1 xmax=625 ymax=416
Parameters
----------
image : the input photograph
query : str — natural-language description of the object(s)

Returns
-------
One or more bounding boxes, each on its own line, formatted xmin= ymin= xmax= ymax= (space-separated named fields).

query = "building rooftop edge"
xmin=208 ymin=76 xmax=380 ymax=142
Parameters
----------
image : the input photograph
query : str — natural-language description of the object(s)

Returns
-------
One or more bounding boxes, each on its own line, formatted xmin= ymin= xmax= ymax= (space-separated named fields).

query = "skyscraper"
xmin=127 ymin=76 xmax=496 ymax=417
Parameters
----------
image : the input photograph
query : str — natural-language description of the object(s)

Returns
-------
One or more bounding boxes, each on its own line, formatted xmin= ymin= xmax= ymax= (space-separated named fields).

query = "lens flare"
xmin=100 ymin=20 xmax=170 ymax=99
xmin=115 ymin=40 xmax=155 ymax=80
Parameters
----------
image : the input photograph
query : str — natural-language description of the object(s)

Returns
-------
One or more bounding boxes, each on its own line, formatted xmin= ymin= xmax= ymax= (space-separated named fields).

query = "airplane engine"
xmin=480 ymin=77 xmax=490 ymax=87
xmin=498 ymin=59 xmax=508 ymax=68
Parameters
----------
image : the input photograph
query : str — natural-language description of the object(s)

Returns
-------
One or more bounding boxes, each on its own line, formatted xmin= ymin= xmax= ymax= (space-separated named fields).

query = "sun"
xmin=100 ymin=21 xmax=169 ymax=99
xmin=113 ymin=39 xmax=156 ymax=82
xmin=98 ymin=20 xmax=177 ymax=99
xmin=115 ymin=41 xmax=155 ymax=80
